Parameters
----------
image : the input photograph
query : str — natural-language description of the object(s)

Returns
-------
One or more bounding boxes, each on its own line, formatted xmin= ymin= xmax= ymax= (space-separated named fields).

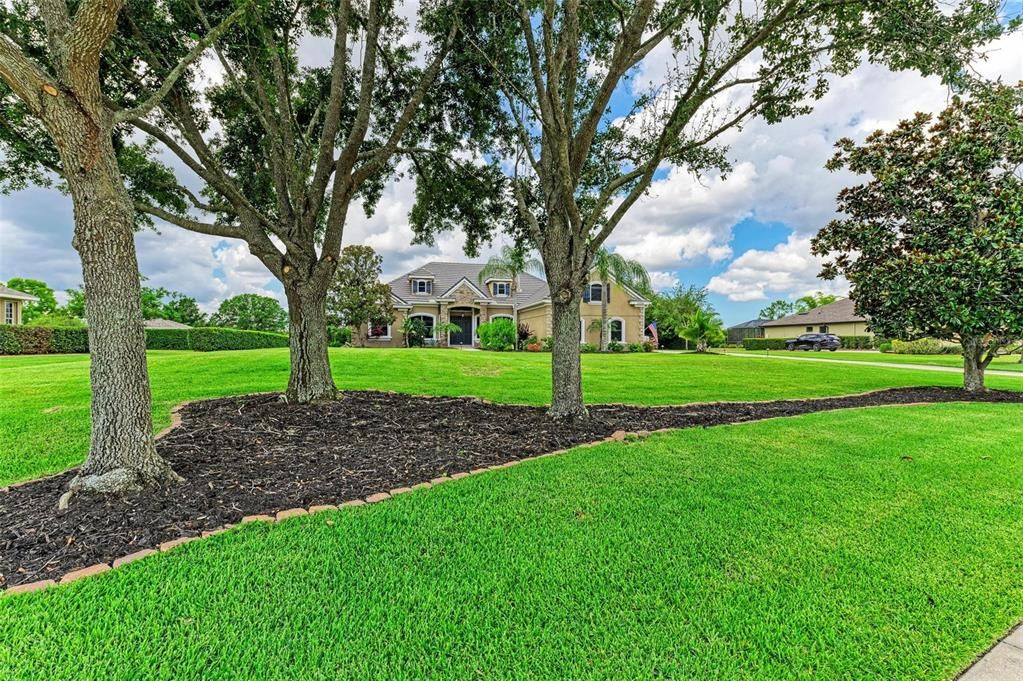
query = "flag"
xmin=646 ymin=320 xmax=659 ymax=347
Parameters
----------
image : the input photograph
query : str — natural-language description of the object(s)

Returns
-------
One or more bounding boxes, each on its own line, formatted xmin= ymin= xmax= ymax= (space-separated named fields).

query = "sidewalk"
xmin=723 ymin=352 xmax=1023 ymax=379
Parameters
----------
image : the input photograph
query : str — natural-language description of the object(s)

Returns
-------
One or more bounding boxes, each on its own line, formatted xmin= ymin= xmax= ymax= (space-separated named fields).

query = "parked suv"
xmin=785 ymin=333 xmax=842 ymax=351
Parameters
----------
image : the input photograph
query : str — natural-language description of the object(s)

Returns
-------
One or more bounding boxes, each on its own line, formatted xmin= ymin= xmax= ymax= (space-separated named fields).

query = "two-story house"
xmin=361 ymin=262 xmax=649 ymax=348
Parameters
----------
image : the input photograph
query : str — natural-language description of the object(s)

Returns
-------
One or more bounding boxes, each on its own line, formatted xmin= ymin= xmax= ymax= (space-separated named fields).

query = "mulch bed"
xmin=3 ymin=387 xmax=1021 ymax=589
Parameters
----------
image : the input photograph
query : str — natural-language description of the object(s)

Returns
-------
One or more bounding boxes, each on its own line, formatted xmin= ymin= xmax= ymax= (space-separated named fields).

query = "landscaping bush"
xmin=890 ymin=338 xmax=960 ymax=355
xmin=608 ymin=341 xmax=625 ymax=352
xmin=841 ymin=335 xmax=876 ymax=350
xmin=145 ymin=329 xmax=191 ymax=350
xmin=50 ymin=328 xmax=89 ymax=354
xmin=478 ymin=318 xmax=517 ymax=351
xmin=188 ymin=327 xmax=290 ymax=351
xmin=0 ymin=327 xmax=53 ymax=355
xmin=742 ymin=338 xmax=788 ymax=351
xmin=327 ymin=326 xmax=353 ymax=347
xmin=580 ymin=342 xmax=598 ymax=353
xmin=525 ymin=342 xmax=542 ymax=352
xmin=878 ymin=341 xmax=893 ymax=353
xmin=517 ymin=323 xmax=532 ymax=349
xmin=541 ymin=336 xmax=553 ymax=352
xmin=25 ymin=312 xmax=86 ymax=328
xmin=628 ymin=342 xmax=645 ymax=353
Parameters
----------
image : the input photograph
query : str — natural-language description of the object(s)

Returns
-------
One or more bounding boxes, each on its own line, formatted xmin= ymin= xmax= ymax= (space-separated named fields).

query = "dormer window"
xmin=492 ymin=281 xmax=511 ymax=297
xmin=412 ymin=279 xmax=432 ymax=294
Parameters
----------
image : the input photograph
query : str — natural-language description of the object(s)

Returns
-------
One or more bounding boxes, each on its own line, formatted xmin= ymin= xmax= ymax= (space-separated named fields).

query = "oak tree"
xmin=0 ymin=0 xmax=244 ymax=499
xmin=421 ymin=0 xmax=1010 ymax=419
xmin=326 ymin=245 xmax=394 ymax=346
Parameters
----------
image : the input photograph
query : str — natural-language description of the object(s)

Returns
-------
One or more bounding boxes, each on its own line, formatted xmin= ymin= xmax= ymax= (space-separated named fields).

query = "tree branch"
xmin=115 ymin=0 xmax=251 ymax=124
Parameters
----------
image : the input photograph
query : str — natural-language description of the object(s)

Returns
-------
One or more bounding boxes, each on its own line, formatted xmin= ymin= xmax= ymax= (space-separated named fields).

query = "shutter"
xmin=582 ymin=285 xmax=590 ymax=303
xmin=605 ymin=284 xmax=611 ymax=303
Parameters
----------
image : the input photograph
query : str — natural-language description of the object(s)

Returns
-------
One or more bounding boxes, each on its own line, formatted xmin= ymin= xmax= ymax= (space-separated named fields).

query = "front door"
xmin=449 ymin=312 xmax=473 ymax=346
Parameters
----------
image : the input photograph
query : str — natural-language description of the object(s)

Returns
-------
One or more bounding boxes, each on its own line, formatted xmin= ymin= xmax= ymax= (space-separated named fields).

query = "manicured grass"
xmin=1 ymin=348 xmax=1020 ymax=486
xmin=3 ymin=404 xmax=1021 ymax=679
xmin=728 ymin=348 xmax=1023 ymax=372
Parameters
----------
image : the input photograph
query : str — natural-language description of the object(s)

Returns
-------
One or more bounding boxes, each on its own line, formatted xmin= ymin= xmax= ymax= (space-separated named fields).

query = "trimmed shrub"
xmin=580 ymin=342 xmax=598 ymax=353
xmin=327 ymin=325 xmax=353 ymax=347
xmin=627 ymin=342 xmax=645 ymax=353
xmin=878 ymin=341 xmax=893 ymax=353
xmin=50 ymin=328 xmax=89 ymax=354
xmin=540 ymin=336 xmax=553 ymax=352
xmin=840 ymin=335 xmax=876 ymax=350
xmin=742 ymin=338 xmax=788 ymax=351
xmin=25 ymin=312 xmax=86 ymax=328
xmin=608 ymin=340 xmax=625 ymax=352
xmin=891 ymin=338 xmax=960 ymax=355
xmin=478 ymin=318 xmax=517 ymax=351
xmin=145 ymin=329 xmax=191 ymax=350
xmin=0 ymin=327 xmax=53 ymax=354
xmin=188 ymin=327 xmax=290 ymax=351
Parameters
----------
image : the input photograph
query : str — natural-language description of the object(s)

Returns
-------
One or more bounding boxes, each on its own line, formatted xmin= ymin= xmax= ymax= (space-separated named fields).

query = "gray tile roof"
xmin=761 ymin=298 xmax=867 ymax=326
xmin=728 ymin=318 xmax=771 ymax=330
xmin=386 ymin=262 xmax=549 ymax=309
xmin=0 ymin=285 xmax=39 ymax=302
xmin=144 ymin=318 xmax=191 ymax=329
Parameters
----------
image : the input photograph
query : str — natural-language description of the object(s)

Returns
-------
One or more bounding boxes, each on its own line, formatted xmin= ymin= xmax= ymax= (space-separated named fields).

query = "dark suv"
xmin=785 ymin=333 xmax=841 ymax=351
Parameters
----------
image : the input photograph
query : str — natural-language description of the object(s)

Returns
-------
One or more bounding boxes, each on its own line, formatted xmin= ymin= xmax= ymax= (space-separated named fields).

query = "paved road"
xmin=723 ymin=352 xmax=1023 ymax=378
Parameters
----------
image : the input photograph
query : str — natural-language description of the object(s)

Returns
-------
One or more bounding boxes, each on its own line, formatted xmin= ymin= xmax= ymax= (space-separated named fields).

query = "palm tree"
xmin=680 ymin=308 xmax=725 ymax=353
xmin=591 ymin=248 xmax=651 ymax=351
xmin=478 ymin=245 xmax=544 ymax=292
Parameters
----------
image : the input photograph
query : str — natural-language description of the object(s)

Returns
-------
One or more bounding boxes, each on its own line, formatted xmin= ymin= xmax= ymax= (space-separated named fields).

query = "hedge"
xmin=187 ymin=328 xmax=290 ymax=351
xmin=0 ymin=326 xmax=289 ymax=355
xmin=145 ymin=329 xmax=192 ymax=350
xmin=741 ymin=338 xmax=788 ymax=350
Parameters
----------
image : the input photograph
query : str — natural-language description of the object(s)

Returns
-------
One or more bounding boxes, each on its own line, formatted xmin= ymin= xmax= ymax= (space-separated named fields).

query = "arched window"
xmin=409 ymin=313 xmax=435 ymax=338
xmin=582 ymin=282 xmax=609 ymax=303
xmin=490 ymin=314 xmax=514 ymax=323
xmin=610 ymin=318 xmax=625 ymax=343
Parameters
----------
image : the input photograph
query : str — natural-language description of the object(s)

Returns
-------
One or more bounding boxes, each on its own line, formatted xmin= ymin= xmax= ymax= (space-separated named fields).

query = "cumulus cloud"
xmin=707 ymin=234 xmax=850 ymax=302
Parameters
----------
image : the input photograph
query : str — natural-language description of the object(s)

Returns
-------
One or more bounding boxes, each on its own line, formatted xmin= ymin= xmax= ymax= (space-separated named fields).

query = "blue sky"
xmin=1 ymin=9 xmax=1020 ymax=326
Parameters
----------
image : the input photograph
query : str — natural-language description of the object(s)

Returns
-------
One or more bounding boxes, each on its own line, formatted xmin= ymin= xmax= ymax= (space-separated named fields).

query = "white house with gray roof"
xmin=0 ymin=284 xmax=39 ymax=325
xmin=360 ymin=261 xmax=649 ymax=347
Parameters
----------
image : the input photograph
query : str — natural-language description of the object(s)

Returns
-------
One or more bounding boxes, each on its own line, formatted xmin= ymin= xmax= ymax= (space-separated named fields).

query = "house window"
xmin=583 ymin=282 xmax=607 ymax=303
xmin=610 ymin=319 xmax=624 ymax=343
xmin=492 ymin=282 xmax=511 ymax=297
xmin=819 ymin=325 xmax=829 ymax=333
xmin=369 ymin=319 xmax=391 ymax=339
xmin=3 ymin=302 xmax=13 ymax=325
xmin=806 ymin=326 xmax=813 ymax=332
xmin=409 ymin=314 xmax=435 ymax=338
xmin=412 ymin=279 xmax=432 ymax=294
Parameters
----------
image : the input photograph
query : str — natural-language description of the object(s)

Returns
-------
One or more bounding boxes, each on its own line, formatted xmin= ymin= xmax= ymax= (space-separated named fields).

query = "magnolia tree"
xmin=0 ymin=0 xmax=243 ymax=499
xmin=812 ymin=83 xmax=1023 ymax=391
xmin=413 ymin=0 xmax=1008 ymax=419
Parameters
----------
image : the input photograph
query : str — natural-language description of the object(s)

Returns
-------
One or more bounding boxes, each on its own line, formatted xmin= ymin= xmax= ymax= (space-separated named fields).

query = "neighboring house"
xmin=144 ymin=318 xmax=191 ymax=329
xmin=761 ymin=298 xmax=872 ymax=339
xmin=362 ymin=261 xmax=649 ymax=348
xmin=0 ymin=284 xmax=39 ymax=325
xmin=726 ymin=319 xmax=770 ymax=344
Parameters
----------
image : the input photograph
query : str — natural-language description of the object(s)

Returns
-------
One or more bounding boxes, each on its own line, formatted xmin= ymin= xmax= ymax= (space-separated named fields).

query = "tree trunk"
xmin=600 ymin=277 xmax=609 ymax=352
xmin=961 ymin=335 xmax=987 ymax=392
xmin=59 ymin=120 xmax=179 ymax=502
xmin=549 ymin=293 xmax=587 ymax=420
xmin=283 ymin=275 xmax=338 ymax=403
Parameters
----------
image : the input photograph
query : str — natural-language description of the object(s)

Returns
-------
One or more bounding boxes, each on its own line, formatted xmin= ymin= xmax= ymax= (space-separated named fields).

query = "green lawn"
xmin=727 ymin=348 xmax=1023 ymax=372
xmin=3 ymin=404 xmax=1022 ymax=679
xmin=1 ymin=348 xmax=1021 ymax=486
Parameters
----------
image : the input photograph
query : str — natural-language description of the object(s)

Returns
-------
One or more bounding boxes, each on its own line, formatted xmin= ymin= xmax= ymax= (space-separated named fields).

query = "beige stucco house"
xmin=761 ymin=298 xmax=872 ymax=339
xmin=360 ymin=262 xmax=649 ymax=348
xmin=0 ymin=284 xmax=39 ymax=325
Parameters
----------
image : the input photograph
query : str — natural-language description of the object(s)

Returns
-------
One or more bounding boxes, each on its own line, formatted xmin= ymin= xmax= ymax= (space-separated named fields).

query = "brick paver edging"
xmin=1 ymin=427 xmax=645 ymax=596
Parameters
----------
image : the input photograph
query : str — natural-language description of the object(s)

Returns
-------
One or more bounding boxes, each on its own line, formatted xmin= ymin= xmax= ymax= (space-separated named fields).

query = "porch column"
xmin=477 ymin=303 xmax=488 ymax=348
xmin=438 ymin=303 xmax=449 ymax=348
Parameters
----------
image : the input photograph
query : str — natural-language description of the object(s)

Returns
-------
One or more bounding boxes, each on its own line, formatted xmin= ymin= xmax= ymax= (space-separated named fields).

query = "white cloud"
xmin=707 ymin=234 xmax=850 ymax=302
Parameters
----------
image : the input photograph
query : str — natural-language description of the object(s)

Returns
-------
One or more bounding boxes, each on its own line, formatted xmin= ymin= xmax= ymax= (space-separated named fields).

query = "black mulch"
xmin=2 ymin=387 xmax=1021 ymax=589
